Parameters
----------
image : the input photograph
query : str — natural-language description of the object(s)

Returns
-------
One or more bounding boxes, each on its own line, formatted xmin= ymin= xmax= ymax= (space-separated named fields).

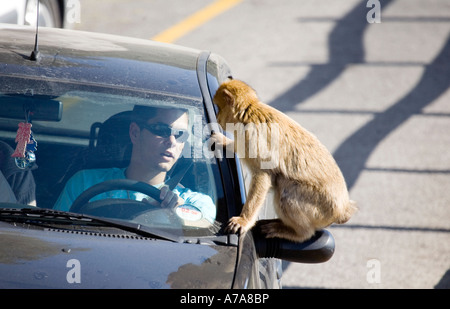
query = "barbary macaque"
xmin=212 ymin=79 xmax=357 ymax=242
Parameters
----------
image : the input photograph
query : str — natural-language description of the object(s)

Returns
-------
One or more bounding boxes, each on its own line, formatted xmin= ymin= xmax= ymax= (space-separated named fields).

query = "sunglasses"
xmin=140 ymin=122 xmax=189 ymax=142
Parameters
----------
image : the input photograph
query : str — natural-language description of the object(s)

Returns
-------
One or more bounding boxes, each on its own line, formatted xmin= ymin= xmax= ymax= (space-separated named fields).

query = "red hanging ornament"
xmin=11 ymin=122 xmax=32 ymax=158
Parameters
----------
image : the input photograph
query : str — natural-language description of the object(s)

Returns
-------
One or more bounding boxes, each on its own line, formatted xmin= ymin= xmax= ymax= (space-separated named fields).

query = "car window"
xmin=0 ymin=77 xmax=224 ymax=237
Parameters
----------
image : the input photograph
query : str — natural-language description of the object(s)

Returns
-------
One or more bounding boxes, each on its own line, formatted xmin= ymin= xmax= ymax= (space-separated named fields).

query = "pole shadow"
xmin=333 ymin=36 xmax=450 ymax=189
xmin=269 ymin=0 xmax=450 ymax=190
xmin=270 ymin=0 xmax=395 ymax=112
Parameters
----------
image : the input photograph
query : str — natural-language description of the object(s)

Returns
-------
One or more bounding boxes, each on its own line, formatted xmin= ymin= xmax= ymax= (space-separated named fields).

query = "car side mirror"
xmin=252 ymin=221 xmax=335 ymax=263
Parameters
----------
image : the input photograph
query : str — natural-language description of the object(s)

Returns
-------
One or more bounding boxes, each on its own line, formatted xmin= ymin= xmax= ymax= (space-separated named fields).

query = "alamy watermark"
xmin=366 ymin=0 xmax=381 ymax=23
xmin=366 ymin=259 xmax=381 ymax=284
xmin=65 ymin=0 xmax=82 ymax=24
xmin=186 ymin=119 xmax=281 ymax=170
xmin=66 ymin=258 xmax=81 ymax=284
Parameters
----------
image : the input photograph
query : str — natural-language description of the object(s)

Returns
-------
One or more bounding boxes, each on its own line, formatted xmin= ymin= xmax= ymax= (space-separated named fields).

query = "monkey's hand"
xmin=210 ymin=132 xmax=233 ymax=148
xmin=225 ymin=216 xmax=251 ymax=234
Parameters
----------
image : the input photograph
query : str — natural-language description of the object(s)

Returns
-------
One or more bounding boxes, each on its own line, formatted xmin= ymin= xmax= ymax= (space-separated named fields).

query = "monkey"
xmin=211 ymin=79 xmax=357 ymax=242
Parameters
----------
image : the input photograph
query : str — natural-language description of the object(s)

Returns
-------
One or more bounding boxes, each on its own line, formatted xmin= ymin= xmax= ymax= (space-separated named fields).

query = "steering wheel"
xmin=69 ymin=179 xmax=179 ymax=222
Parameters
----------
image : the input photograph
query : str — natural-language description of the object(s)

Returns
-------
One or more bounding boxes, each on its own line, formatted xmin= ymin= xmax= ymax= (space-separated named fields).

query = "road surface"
xmin=72 ymin=0 xmax=450 ymax=289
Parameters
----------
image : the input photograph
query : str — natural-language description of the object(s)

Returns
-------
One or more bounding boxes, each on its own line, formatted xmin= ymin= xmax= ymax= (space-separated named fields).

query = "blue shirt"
xmin=53 ymin=168 xmax=216 ymax=223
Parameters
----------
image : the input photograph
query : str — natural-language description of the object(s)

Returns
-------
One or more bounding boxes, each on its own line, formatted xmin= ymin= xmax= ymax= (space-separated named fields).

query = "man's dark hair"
xmin=131 ymin=105 xmax=189 ymax=127
xmin=131 ymin=105 xmax=159 ymax=126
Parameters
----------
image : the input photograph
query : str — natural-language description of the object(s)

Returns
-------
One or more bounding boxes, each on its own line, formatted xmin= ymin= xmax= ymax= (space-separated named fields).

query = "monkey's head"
xmin=213 ymin=79 xmax=259 ymax=125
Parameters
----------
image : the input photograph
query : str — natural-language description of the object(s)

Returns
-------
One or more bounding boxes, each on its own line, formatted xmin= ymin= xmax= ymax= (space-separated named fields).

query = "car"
xmin=0 ymin=23 xmax=335 ymax=289
xmin=0 ymin=0 xmax=70 ymax=28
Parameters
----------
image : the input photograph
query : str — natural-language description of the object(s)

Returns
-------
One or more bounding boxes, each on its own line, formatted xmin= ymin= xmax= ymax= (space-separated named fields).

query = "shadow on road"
xmin=269 ymin=1 xmax=391 ymax=113
xmin=435 ymin=268 xmax=450 ymax=289
xmin=273 ymin=2 xmax=450 ymax=282
xmin=333 ymin=36 xmax=450 ymax=189
xmin=269 ymin=0 xmax=450 ymax=190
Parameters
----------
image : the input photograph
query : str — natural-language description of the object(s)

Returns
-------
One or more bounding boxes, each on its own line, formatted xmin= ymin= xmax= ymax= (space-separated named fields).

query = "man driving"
xmin=53 ymin=105 xmax=216 ymax=223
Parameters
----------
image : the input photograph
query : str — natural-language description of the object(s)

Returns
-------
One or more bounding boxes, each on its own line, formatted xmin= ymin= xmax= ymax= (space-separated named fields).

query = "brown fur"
xmin=212 ymin=79 xmax=357 ymax=242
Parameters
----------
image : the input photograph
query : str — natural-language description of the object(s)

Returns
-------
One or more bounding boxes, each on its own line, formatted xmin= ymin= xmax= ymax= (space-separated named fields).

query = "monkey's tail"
xmin=336 ymin=200 xmax=357 ymax=224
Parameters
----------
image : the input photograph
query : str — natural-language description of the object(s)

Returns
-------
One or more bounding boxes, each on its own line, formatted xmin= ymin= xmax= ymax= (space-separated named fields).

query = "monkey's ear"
xmin=222 ymin=88 xmax=235 ymax=105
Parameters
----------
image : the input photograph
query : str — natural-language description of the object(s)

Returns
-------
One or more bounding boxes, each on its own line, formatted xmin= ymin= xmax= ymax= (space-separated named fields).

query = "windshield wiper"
xmin=0 ymin=207 xmax=180 ymax=242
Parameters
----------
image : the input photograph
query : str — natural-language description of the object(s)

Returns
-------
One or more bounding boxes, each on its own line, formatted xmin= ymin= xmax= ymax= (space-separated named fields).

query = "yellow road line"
xmin=152 ymin=0 xmax=243 ymax=43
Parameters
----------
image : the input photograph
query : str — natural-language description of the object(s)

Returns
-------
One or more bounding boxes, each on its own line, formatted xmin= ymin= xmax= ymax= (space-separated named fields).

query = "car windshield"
xmin=0 ymin=76 xmax=224 ymax=238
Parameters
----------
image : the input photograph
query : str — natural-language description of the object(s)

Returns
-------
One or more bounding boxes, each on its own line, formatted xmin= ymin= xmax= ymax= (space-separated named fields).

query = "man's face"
xmin=131 ymin=109 xmax=188 ymax=173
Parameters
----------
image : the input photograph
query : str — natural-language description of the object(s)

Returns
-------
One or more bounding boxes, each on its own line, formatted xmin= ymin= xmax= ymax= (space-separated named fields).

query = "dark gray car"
xmin=0 ymin=24 xmax=334 ymax=289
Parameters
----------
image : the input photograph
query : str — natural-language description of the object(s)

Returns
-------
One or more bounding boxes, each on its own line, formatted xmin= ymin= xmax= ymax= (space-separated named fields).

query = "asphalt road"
xmin=72 ymin=0 xmax=450 ymax=289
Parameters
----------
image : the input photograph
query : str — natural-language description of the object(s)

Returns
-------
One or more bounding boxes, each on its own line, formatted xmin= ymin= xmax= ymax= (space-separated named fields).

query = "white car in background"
xmin=0 ymin=0 xmax=70 ymax=28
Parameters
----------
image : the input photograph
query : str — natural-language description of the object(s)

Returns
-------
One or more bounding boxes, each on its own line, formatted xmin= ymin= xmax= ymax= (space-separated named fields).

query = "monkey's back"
xmin=250 ymin=101 xmax=351 ymax=203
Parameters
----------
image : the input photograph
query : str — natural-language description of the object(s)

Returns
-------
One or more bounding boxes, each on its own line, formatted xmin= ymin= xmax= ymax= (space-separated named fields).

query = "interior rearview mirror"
xmin=0 ymin=94 xmax=62 ymax=121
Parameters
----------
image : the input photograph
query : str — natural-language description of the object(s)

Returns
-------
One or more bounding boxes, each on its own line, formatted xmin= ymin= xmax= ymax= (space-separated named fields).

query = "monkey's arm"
xmin=225 ymin=171 xmax=272 ymax=234
xmin=210 ymin=131 xmax=233 ymax=147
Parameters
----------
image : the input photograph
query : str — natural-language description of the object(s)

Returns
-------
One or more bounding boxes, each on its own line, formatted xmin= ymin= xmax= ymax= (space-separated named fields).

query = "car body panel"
xmin=0 ymin=221 xmax=237 ymax=289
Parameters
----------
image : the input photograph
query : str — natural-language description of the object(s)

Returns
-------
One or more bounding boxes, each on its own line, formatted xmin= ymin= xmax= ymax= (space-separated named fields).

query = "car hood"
xmin=0 ymin=221 xmax=236 ymax=289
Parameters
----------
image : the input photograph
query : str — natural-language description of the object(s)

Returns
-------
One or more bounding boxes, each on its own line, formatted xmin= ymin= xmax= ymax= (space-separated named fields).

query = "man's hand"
xmin=142 ymin=185 xmax=184 ymax=209
xmin=159 ymin=185 xmax=184 ymax=209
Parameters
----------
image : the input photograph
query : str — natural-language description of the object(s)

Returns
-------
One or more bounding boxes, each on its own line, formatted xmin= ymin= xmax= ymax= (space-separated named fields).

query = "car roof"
xmin=0 ymin=24 xmax=208 ymax=99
